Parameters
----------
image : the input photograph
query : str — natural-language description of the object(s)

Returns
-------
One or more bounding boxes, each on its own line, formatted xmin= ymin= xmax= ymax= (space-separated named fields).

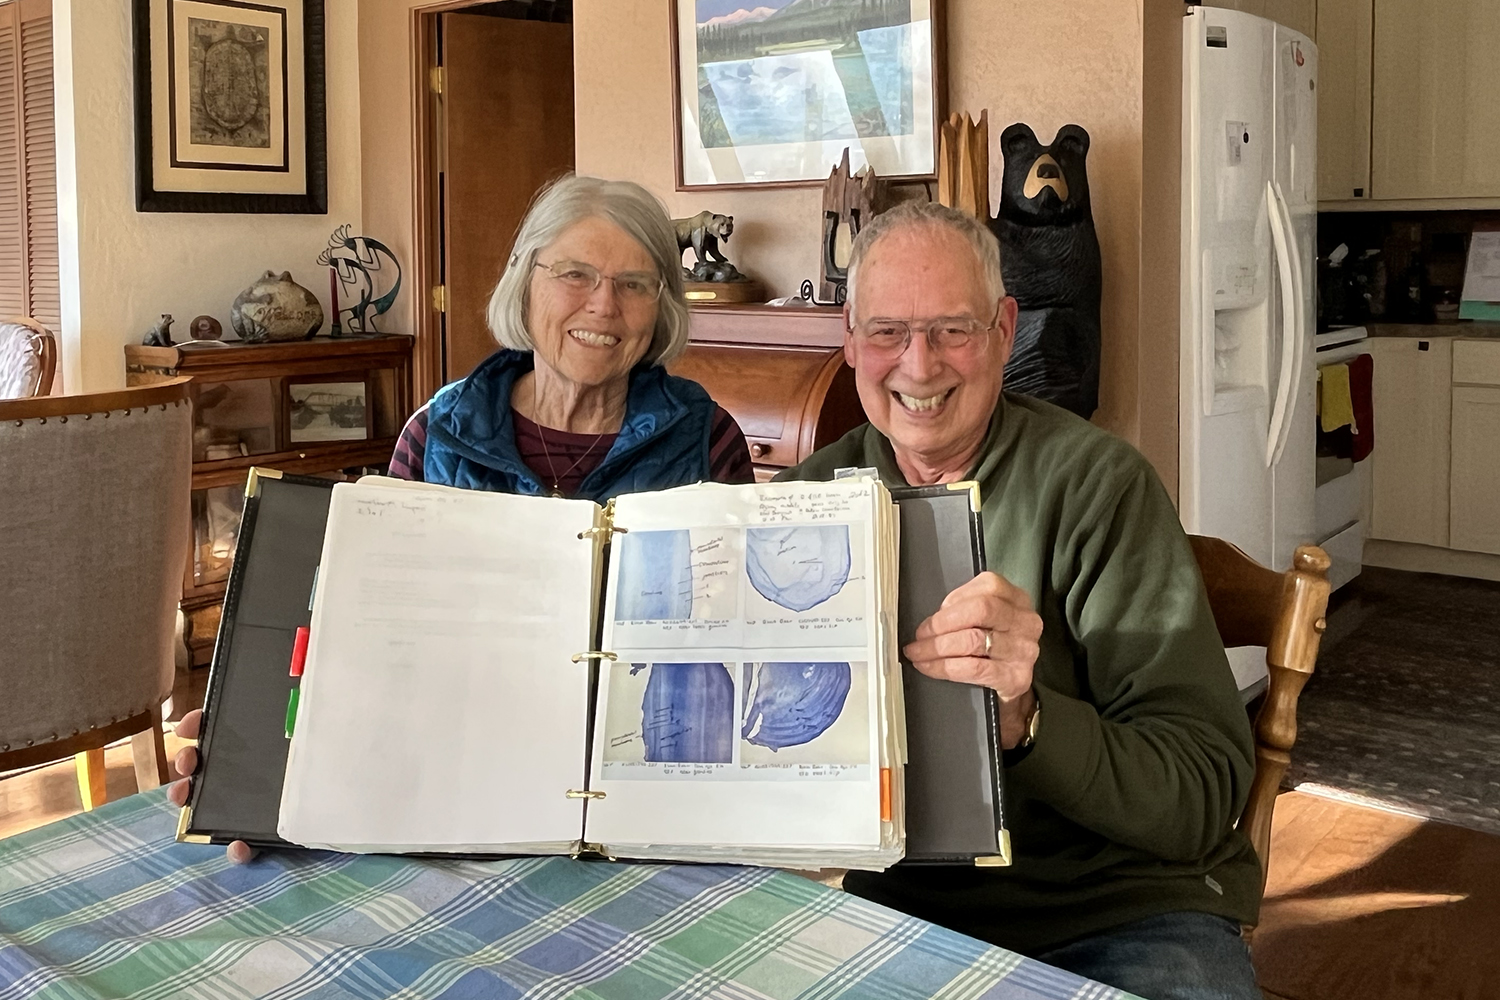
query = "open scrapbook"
xmin=180 ymin=469 xmax=1009 ymax=870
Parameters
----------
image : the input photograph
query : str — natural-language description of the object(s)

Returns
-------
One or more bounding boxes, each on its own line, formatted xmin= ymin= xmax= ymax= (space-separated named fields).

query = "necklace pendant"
xmin=549 ymin=486 xmax=565 ymax=498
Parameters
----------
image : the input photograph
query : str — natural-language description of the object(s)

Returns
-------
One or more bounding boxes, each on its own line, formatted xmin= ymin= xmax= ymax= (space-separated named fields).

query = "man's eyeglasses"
xmin=848 ymin=315 xmax=997 ymax=357
xmin=534 ymin=260 xmax=665 ymax=304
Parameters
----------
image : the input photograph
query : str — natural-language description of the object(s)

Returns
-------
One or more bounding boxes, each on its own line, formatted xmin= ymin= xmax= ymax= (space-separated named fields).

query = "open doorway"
xmin=413 ymin=0 xmax=574 ymax=396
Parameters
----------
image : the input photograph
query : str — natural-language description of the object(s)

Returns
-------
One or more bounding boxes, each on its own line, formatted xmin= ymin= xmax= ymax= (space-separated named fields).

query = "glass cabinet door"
xmin=190 ymin=483 xmax=246 ymax=589
xmin=191 ymin=379 xmax=279 ymax=462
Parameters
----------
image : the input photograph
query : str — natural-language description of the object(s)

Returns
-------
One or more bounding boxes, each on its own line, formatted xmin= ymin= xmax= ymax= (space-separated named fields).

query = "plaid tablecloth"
xmin=0 ymin=791 xmax=1124 ymax=1000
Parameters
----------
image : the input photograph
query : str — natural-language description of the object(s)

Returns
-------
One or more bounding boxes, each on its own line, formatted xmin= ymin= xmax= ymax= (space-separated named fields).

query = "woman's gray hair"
xmin=845 ymin=200 xmax=1006 ymax=315
xmin=487 ymin=174 xmax=690 ymax=366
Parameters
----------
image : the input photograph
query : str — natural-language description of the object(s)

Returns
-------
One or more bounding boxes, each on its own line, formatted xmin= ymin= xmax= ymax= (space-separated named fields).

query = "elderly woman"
xmin=168 ymin=175 xmax=753 ymax=862
xmin=388 ymin=174 xmax=753 ymax=496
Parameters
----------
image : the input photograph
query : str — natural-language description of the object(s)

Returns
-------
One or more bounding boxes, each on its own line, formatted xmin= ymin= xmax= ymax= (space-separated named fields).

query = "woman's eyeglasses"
xmin=534 ymin=260 xmax=665 ymax=304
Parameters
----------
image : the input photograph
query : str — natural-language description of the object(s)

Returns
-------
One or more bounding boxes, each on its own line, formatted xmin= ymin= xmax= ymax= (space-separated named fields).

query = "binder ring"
xmin=571 ymin=651 xmax=618 ymax=663
xmin=577 ymin=525 xmax=629 ymax=540
xmin=565 ymin=789 xmax=607 ymax=800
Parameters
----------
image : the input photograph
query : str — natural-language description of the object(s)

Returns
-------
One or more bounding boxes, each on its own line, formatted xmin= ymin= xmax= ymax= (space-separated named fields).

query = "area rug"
xmin=1282 ymin=566 xmax=1500 ymax=837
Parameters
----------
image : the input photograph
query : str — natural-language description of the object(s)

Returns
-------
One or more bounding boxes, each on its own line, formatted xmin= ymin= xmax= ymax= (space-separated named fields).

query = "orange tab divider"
xmin=290 ymin=626 xmax=310 ymax=677
xmin=879 ymin=767 xmax=892 ymax=822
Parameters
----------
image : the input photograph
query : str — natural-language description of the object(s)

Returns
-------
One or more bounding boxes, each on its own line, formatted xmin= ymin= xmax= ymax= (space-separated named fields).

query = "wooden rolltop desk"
xmin=668 ymin=305 xmax=868 ymax=481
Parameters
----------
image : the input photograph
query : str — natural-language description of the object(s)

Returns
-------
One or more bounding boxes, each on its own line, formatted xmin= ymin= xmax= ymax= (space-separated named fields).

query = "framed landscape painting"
xmin=672 ymin=0 xmax=944 ymax=190
xmin=133 ymin=0 xmax=327 ymax=213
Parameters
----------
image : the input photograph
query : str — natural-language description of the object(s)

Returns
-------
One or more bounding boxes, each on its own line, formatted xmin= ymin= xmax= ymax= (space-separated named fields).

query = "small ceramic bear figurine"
xmin=989 ymin=123 xmax=1102 ymax=419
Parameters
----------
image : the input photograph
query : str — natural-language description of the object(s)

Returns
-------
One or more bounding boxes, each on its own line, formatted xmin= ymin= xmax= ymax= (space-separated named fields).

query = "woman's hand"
xmin=165 ymin=709 xmax=255 ymax=864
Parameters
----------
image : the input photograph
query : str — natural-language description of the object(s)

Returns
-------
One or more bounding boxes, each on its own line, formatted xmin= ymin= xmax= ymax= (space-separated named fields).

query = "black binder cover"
xmin=182 ymin=473 xmax=336 ymax=847
xmin=890 ymin=483 xmax=1008 ymax=863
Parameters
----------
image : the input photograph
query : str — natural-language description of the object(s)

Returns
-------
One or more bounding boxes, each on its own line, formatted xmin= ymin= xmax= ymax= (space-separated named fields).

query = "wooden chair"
xmin=1188 ymin=536 xmax=1332 ymax=896
xmin=0 ymin=379 xmax=192 ymax=810
xmin=0 ymin=317 xmax=58 ymax=399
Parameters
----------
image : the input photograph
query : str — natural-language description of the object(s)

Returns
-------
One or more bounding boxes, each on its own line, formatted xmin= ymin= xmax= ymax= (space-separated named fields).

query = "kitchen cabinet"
xmin=1368 ymin=0 xmax=1500 ymax=200
xmin=1315 ymin=0 xmax=1372 ymax=201
xmin=1450 ymin=387 xmax=1500 ymax=554
xmin=1368 ymin=337 xmax=1451 ymax=546
xmin=1450 ymin=340 xmax=1500 ymax=554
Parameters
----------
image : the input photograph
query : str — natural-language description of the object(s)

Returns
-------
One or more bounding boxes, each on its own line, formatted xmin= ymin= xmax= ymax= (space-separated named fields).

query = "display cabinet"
xmin=126 ymin=335 xmax=414 ymax=666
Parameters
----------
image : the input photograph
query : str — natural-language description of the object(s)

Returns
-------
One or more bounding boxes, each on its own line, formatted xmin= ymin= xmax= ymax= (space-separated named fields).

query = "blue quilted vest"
xmin=422 ymin=349 xmax=717 ymax=502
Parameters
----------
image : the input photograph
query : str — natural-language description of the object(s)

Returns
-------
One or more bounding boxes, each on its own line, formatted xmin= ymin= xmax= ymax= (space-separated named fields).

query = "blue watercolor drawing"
xmin=615 ymin=530 xmax=694 ymax=621
xmin=741 ymin=662 xmax=852 ymax=751
xmin=744 ymin=525 xmax=852 ymax=612
xmin=635 ymin=663 xmax=735 ymax=763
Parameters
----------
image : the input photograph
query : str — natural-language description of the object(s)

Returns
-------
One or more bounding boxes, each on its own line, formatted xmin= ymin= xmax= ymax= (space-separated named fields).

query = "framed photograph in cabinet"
xmin=285 ymin=377 xmax=370 ymax=444
xmin=671 ymin=0 xmax=944 ymax=189
xmin=133 ymin=0 xmax=327 ymax=213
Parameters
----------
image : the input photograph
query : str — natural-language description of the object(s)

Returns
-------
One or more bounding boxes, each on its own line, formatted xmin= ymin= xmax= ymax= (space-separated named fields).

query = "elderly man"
xmin=779 ymin=201 xmax=1262 ymax=1000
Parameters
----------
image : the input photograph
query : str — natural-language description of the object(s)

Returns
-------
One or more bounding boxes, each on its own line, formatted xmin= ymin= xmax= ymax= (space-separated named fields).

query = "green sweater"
xmin=777 ymin=394 xmax=1261 ymax=955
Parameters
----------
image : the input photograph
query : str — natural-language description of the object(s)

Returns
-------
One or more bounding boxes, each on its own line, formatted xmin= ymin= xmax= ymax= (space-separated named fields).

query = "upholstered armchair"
xmin=0 ymin=379 xmax=191 ymax=808
xmin=0 ymin=317 xmax=58 ymax=399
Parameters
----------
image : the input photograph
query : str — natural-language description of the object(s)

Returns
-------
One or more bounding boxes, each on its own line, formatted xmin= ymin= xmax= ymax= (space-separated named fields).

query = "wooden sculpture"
xmin=813 ymin=149 xmax=886 ymax=306
xmin=937 ymin=111 xmax=990 ymax=219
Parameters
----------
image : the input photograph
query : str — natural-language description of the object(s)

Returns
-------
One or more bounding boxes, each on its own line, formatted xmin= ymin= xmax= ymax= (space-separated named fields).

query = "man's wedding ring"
xmin=982 ymin=628 xmax=993 ymax=658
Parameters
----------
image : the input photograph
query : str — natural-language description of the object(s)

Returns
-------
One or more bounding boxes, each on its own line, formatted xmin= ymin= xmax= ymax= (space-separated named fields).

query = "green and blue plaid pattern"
xmin=0 ymin=791 xmax=1124 ymax=1000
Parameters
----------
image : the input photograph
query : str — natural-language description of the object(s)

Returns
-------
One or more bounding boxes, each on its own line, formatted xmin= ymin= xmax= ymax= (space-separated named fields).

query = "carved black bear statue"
xmin=990 ymin=123 xmax=1102 ymax=419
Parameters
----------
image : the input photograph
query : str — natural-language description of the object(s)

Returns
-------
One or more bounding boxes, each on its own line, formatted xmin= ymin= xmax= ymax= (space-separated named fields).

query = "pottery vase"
xmin=230 ymin=271 xmax=324 ymax=343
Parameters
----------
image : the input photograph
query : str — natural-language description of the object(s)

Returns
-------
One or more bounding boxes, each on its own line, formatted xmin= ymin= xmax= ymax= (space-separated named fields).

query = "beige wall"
xmin=52 ymin=0 xmax=363 ymax=392
xmin=360 ymin=0 xmax=1185 ymax=477
xmin=358 ymin=0 xmax=431 ymax=342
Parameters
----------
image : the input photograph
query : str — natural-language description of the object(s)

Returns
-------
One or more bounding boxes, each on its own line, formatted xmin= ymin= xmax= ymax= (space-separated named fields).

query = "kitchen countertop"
xmin=1361 ymin=322 xmax=1500 ymax=338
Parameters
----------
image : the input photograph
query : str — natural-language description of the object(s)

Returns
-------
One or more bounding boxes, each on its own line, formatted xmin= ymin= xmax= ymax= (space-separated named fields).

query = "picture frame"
xmin=133 ymin=0 xmax=328 ymax=213
xmin=284 ymin=376 xmax=370 ymax=445
xmin=671 ymin=0 xmax=945 ymax=191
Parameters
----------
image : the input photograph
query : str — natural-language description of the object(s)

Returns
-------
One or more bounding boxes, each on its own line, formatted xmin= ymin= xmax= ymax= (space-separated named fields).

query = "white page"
xmin=586 ymin=480 xmax=887 ymax=853
xmin=278 ymin=478 xmax=597 ymax=852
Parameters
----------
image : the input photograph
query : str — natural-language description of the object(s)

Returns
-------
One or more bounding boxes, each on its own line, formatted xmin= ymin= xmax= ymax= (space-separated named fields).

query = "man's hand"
xmin=165 ymin=709 xmax=255 ymax=863
xmin=902 ymin=571 xmax=1043 ymax=749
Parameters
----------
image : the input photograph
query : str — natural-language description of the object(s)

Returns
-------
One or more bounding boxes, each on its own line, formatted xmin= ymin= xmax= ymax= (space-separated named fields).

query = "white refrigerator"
xmin=1180 ymin=7 xmax=1318 ymax=693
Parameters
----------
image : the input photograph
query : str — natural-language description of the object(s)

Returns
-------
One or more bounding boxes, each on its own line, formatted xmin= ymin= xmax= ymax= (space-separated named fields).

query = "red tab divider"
xmin=290 ymin=626 xmax=310 ymax=677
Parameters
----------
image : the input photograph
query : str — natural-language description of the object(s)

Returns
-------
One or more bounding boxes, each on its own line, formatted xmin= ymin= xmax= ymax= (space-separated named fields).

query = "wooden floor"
xmin=1254 ymin=789 xmax=1500 ymax=1000
xmin=0 ymin=728 xmax=193 ymax=840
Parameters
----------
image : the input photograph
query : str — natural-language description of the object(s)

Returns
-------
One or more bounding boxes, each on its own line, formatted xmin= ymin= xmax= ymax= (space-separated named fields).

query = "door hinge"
xmin=429 ymin=67 xmax=444 ymax=95
xmin=432 ymin=285 xmax=446 ymax=313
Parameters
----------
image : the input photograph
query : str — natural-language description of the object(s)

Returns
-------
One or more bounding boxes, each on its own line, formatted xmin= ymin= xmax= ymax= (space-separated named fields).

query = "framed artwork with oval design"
xmin=133 ymin=0 xmax=327 ymax=213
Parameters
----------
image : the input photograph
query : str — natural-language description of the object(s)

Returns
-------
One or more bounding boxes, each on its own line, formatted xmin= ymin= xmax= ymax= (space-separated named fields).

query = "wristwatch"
xmin=1002 ymin=688 xmax=1041 ymax=766
xmin=1017 ymin=689 xmax=1041 ymax=749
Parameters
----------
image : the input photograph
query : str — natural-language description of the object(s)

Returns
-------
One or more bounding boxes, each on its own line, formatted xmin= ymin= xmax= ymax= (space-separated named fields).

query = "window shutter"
xmin=0 ymin=11 xmax=23 ymax=319
xmin=19 ymin=0 xmax=56 ymax=331
xmin=0 ymin=0 xmax=56 ymax=331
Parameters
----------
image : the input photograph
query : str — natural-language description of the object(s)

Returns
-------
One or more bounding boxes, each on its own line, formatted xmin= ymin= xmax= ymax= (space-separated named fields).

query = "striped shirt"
xmin=388 ymin=401 xmax=756 ymax=492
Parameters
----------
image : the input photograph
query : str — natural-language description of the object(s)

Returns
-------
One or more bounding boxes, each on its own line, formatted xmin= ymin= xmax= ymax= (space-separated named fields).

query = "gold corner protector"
xmin=175 ymin=806 xmax=211 ymax=844
xmin=244 ymin=466 xmax=284 ymax=498
xmin=945 ymin=479 xmax=982 ymax=512
xmin=973 ymin=829 xmax=1012 ymax=867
